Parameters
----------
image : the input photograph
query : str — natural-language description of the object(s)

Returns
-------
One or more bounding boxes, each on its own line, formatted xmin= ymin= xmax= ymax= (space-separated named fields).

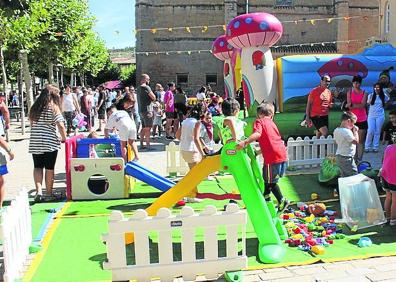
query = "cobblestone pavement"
xmin=3 ymin=119 xmax=396 ymax=282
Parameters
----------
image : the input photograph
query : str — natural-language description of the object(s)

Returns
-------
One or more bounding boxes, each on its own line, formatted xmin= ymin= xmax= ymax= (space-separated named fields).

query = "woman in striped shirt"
xmin=29 ymin=85 xmax=67 ymax=202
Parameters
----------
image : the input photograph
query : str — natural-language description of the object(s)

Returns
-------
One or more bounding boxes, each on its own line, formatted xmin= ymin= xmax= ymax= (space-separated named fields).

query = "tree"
xmin=30 ymin=0 xmax=95 ymax=83
xmin=120 ymin=65 xmax=136 ymax=87
xmin=63 ymin=30 xmax=109 ymax=86
xmin=6 ymin=0 xmax=49 ymax=109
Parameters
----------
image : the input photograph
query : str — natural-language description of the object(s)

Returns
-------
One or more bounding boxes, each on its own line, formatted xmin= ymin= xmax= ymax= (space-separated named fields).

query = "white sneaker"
xmin=184 ymin=197 xmax=202 ymax=203
xmin=300 ymin=120 xmax=307 ymax=127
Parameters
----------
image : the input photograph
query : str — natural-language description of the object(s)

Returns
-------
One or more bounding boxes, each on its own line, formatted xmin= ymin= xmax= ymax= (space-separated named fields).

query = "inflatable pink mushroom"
xmin=212 ymin=35 xmax=236 ymax=98
xmin=226 ymin=13 xmax=283 ymax=107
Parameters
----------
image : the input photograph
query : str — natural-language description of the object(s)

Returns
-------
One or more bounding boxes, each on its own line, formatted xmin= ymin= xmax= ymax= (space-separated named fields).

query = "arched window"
xmin=385 ymin=1 xmax=390 ymax=34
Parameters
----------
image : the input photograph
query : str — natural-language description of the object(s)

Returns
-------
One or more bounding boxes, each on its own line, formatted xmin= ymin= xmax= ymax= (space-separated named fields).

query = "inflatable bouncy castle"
xmin=212 ymin=11 xmax=396 ymax=112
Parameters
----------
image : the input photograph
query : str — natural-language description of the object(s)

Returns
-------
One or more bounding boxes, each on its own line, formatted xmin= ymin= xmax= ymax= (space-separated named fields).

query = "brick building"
xmin=135 ymin=0 xmax=379 ymax=96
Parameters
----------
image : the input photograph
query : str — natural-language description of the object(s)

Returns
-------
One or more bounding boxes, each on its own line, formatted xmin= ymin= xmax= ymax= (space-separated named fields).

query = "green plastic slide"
xmin=221 ymin=141 xmax=286 ymax=263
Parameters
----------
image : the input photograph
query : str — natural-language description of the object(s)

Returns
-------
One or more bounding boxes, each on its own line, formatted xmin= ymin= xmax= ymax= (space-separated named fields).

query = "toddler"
xmin=218 ymin=98 xmax=246 ymax=144
xmin=334 ymin=112 xmax=359 ymax=177
xmin=152 ymin=101 xmax=163 ymax=138
xmin=87 ymin=131 xmax=99 ymax=158
xmin=200 ymin=111 xmax=215 ymax=155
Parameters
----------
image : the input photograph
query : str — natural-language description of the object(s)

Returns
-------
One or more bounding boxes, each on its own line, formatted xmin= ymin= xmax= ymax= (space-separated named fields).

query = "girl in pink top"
xmin=346 ymin=75 xmax=368 ymax=161
xmin=381 ymin=141 xmax=396 ymax=226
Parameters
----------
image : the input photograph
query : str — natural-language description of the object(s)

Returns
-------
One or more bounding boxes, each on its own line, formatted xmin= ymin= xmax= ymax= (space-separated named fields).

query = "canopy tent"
xmin=103 ymin=80 xmax=123 ymax=90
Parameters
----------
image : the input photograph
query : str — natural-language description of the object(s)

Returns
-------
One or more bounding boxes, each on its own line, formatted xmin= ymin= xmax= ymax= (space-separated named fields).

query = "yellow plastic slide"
xmin=146 ymin=154 xmax=221 ymax=215
xmin=125 ymin=155 xmax=220 ymax=244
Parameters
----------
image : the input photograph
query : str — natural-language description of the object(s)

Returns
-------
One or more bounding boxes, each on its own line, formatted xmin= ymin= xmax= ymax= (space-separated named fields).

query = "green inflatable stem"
xmin=221 ymin=142 xmax=285 ymax=263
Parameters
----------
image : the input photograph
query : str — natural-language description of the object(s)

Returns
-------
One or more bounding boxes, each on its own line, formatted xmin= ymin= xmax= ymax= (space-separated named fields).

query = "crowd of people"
xmin=0 ymin=69 xmax=394 ymax=226
xmin=305 ymin=72 xmax=396 ymax=225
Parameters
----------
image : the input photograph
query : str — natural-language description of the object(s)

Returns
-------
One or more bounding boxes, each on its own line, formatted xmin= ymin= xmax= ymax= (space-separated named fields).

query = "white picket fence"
xmin=167 ymin=136 xmax=335 ymax=174
xmin=0 ymin=189 xmax=32 ymax=282
xmin=166 ymin=142 xmax=223 ymax=176
xmin=287 ymin=135 xmax=336 ymax=168
xmin=102 ymin=204 xmax=247 ymax=282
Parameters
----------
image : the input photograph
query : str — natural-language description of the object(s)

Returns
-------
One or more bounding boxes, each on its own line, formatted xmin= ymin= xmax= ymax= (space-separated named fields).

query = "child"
xmin=199 ymin=111 xmax=215 ymax=155
xmin=334 ymin=112 xmax=359 ymax=177
xmin=237 ymin=102 xmax=289 ymax=212
xmin=0 ymin=136 xmax=14 ymax=208
xmin=381 ymin=135 xmax=396 ymax=225
xmin=218 ymin=98 xmax=246 ymax=144
xmin=175 ymin=103 xmax=206 ymax=203
xmin=104 ymin=105 xmax=139 ymax=162
xmin=87 ymin=131 xmax=99 ymax=158
xmin=382 ymin=109 xmax=396 ymax=145
xmin=152 ymin=101 xmax=163 ymax=138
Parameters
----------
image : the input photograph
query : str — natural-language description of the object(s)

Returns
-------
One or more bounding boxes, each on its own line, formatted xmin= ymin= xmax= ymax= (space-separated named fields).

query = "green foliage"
xmin=89 ymin=61 xmax=121 ymax=86
xmin=0 ymin=0 xmax=109 ymax=83
xmin=119 ymin=65 xmax=136 ymax=86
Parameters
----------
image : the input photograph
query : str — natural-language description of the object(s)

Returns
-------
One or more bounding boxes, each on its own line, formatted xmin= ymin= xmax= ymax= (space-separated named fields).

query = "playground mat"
xmin=26 ymin=175 xmax=396 ymax=282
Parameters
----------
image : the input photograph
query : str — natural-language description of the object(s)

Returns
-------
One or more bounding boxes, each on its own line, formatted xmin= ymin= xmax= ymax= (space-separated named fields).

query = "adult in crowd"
xmin=96 ymin=85 xmax=107 ymax=132
xmin=365 ymin=83 xmax=389 ymax=153
xmin=136 ymin=74 xmax=156 ymax=149
xmin=164 ymin=82 xmax=176 ymax=140
xmin=0 ymin=95 xmax=10 ymax=136
xmin=378 ymin=67 xmax=396 ymax=109
xmin=29 ymin=85 xmax=67 ymax=202
xmin=61 ymin=85 xmax=80 ymax=135
xmin=80 ymin=88 xmax=93 ymax=131
xmin=129 ymin=86 xmax=141 ymax=139
xmin=305 ymin=75 xmax=333 ymax=138
xmin=196 ymin=86 xmax=207 ymax=101
xmin=346 ymin=75 xmax=368 ymax=162
xmin=174 ymin=86 xmax=188 ymax=133
xmin=236 ymin=86 xmax=246 ymax=118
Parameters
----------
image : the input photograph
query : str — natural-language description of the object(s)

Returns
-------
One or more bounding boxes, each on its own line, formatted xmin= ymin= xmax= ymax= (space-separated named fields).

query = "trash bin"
xmin=338 ymin=174 xmax=386 ymax=230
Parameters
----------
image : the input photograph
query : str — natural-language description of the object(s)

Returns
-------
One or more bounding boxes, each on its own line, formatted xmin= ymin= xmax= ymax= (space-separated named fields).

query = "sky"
xmin=88 ymin=0 xmax=135 ymax=49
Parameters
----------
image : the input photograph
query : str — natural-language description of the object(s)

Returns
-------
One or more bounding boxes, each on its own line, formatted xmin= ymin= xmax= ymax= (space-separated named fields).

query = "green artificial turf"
xmin=29 ymin=175 xmax=395 ymax=281
xmin=30 ymin=207 xmax=396 ymax=282
xmin=31 ymin=202 xmax=64 ymax=240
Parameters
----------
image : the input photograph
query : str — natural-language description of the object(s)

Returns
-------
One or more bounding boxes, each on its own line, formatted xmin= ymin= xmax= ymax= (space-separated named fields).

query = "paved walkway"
xmin=3 ymin=119 xmax=396 ymax=282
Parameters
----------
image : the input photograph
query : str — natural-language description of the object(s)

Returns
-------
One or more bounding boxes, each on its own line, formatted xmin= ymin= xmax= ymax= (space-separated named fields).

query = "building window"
xmin=275 ymin=0 xmax=293 ymax=7
xmin=176 ymin=73 xmax=188 ymax=86
xmin=206 ymin=74 xmax=217 ymax=86
xmin=385 ymin=1 xmax=390 ymax=34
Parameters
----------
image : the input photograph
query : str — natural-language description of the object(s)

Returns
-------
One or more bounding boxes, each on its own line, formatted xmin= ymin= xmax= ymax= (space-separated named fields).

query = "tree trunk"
xmin=0 ymin=44 xmax=8 ymax=105
xmin=70 ymin=71 xmax=75 ymax=87
xmin=60 ymin=66 xmax=64 ymax=87
xmin=17 ymin=68 xmax=25 ymax=135
xmin=48 ymin=62 xmax=54 ymax=84
xmin=18 ymin=50 xmax=34 ymax=111
xmin=79 ymin=72 xmax=85 ymax=87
